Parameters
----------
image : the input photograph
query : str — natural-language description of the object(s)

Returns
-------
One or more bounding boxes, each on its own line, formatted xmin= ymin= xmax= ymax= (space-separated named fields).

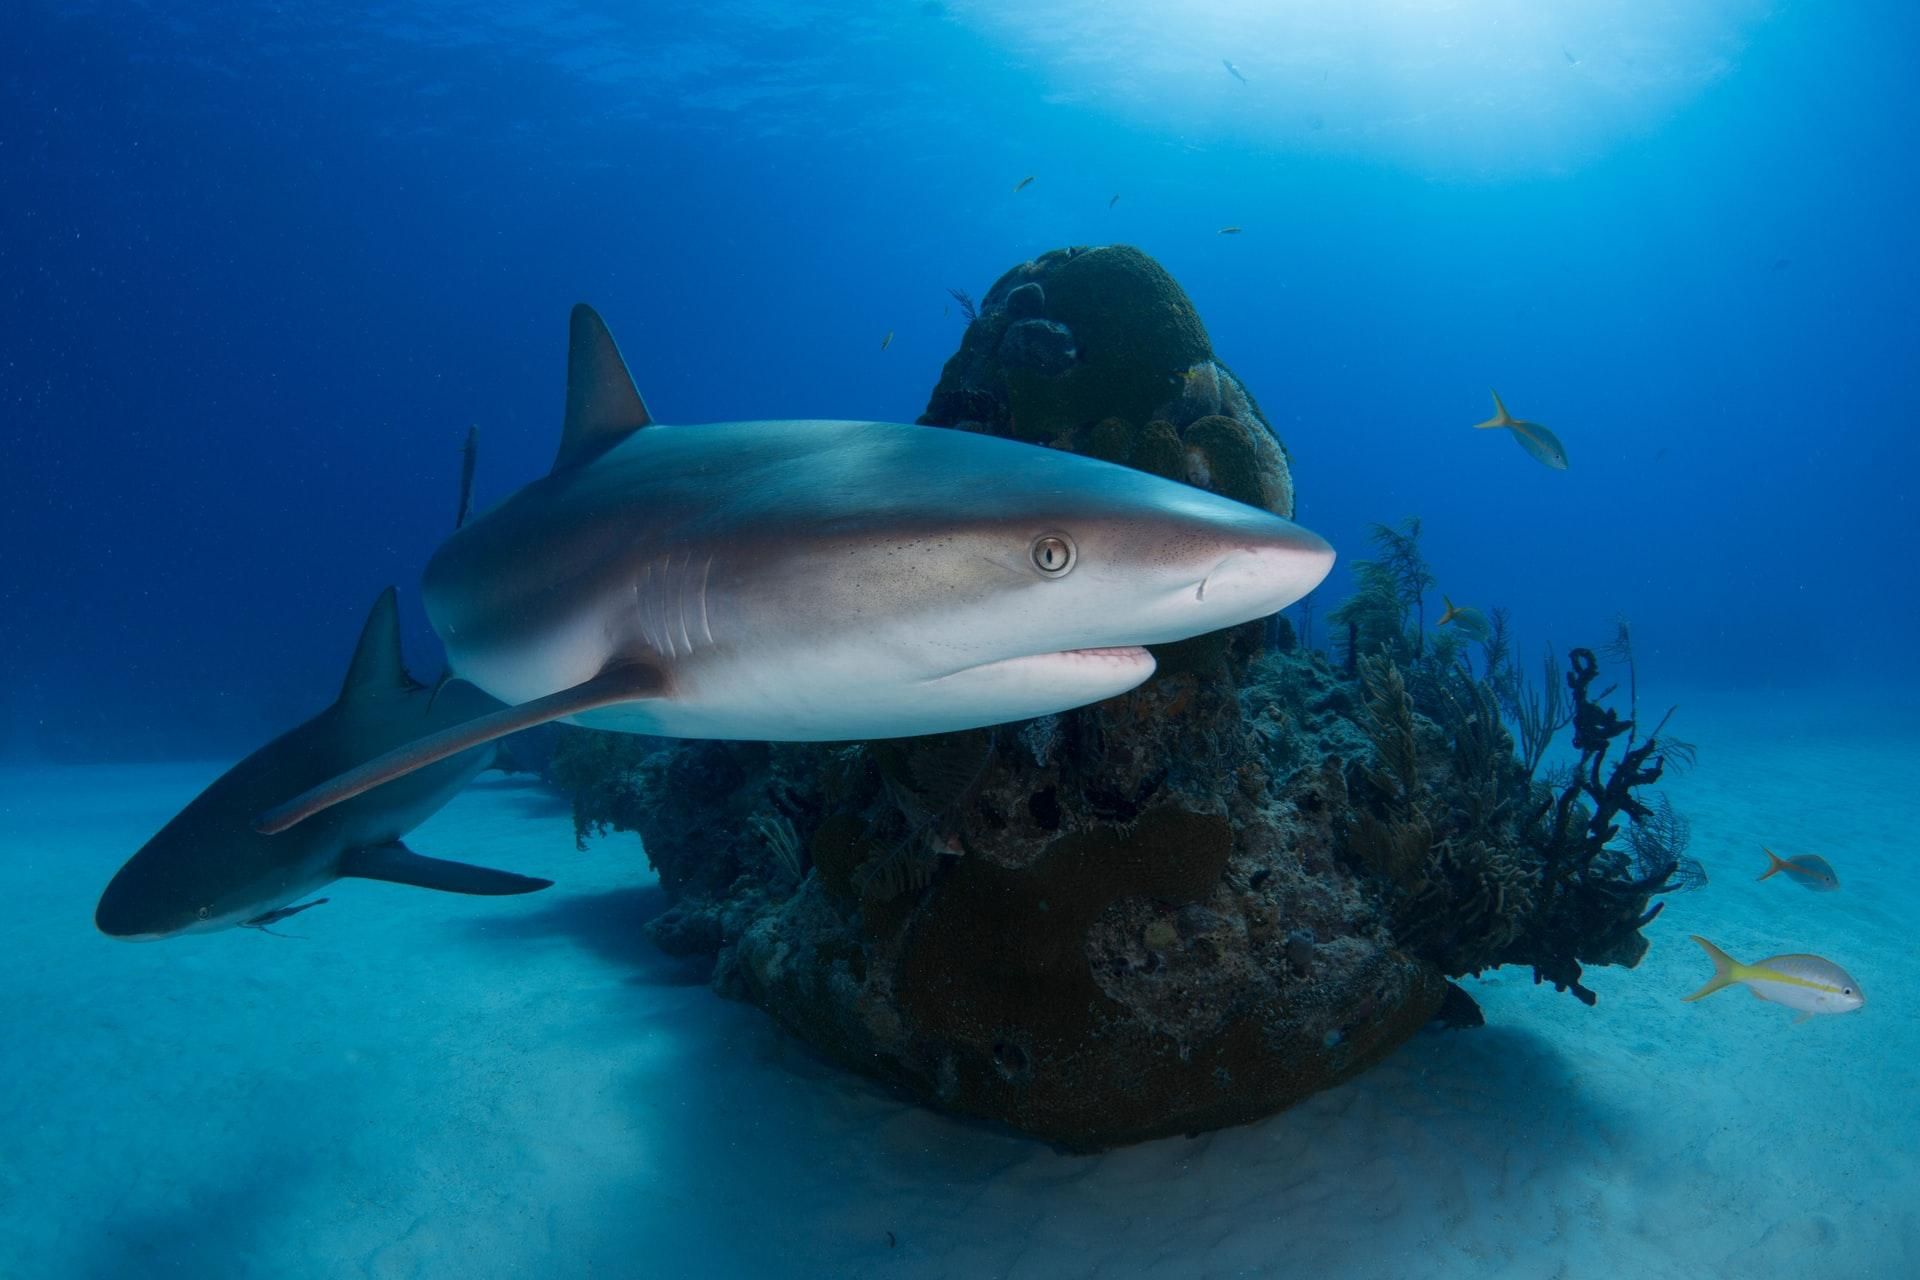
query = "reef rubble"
xmin=549 ymin=245 xmax=1697 ymax=1150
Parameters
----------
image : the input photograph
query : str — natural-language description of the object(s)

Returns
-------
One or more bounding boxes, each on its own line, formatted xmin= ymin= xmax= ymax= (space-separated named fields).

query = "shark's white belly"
xmin=454 ymin=590 xmax=1157 ymax=741
xmin=571 ymin=644 xmax=1157 ymax=741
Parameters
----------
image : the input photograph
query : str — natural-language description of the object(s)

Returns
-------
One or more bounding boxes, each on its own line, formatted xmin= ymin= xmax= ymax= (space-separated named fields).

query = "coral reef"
xmin=920 ymin=244 xmax=1296 ymax=520
xmin=547 ymin=247 xmax=1697 ymax=1149
xmin=1330 ymin=524 xmax=1704 ymax=1004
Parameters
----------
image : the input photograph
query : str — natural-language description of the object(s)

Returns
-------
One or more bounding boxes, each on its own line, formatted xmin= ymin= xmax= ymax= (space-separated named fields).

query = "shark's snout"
xmin=94 ymin=877 xmax=158 ymax=940
xmin=1193 ymin=525 xmax=1336 ymax=617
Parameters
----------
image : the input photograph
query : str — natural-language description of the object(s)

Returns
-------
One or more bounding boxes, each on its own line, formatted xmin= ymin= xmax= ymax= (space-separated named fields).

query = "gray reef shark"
xmin=258 ymin=304 xmax=1337 ymax=833
xmin=97 ymin=588 xmax=550 ymax=939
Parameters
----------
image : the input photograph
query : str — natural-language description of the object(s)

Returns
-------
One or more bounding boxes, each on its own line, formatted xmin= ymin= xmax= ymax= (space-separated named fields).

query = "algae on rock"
xmin=921 ymin=244 xmax=1296 ymax=520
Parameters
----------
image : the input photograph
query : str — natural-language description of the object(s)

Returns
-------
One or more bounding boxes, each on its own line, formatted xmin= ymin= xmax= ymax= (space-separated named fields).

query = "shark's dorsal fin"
xmin=553 ymin=303 xmax=651 ymax=475
xmin=339 ymin=587 xmax=418 ymax=703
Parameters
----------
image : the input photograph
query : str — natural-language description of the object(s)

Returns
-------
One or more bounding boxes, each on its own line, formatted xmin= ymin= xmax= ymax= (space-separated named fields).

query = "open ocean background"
xmin=3 ymin=3 xmax=1917 ymax=1277
xmin=6 ymin=0 xmax=1917 ymax=760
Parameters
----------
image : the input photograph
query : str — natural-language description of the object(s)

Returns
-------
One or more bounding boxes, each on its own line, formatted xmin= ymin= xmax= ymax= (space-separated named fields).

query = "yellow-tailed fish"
xmin=880 ymin=330 xmax=893 ymax=351
xmin=1758 ymin=847 xmax=1840 ymax=892
xmin=1683 ymin=936 xmax=1863 ymax=1022
xmin=1013 ymin=175 xmax=1034 ymax=193
xmin=1219 ymin=226 xmax=1242 ymax=235
xmin=1438 ymin=595 xmax=1491 ymax=641
xmin=1472 ymin=389 xmax=1569 ymax=470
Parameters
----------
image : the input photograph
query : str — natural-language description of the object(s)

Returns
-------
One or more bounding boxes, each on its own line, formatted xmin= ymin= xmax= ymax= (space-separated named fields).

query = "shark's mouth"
xmin=929 ymin=645 xmax=1155 ymax=684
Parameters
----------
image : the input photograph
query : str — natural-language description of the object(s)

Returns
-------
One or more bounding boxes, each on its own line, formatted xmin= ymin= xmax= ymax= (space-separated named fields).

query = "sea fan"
xmin=1623 ymin=795 xmax=1705 ymax=892
xmin=749 ymin=812 xmax=807 ymax=887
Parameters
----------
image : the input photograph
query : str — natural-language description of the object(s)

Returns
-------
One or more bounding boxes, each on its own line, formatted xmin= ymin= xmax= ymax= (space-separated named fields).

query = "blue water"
xmin=7 ymin=1 xmax=1915 ymax=761
xmin=4 ymin=2 xmax=1918 ymax=1275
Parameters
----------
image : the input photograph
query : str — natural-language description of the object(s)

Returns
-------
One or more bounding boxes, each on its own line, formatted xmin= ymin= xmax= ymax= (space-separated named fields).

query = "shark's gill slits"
xmin=674 ymin=550 xmax=695 ymax=658
xmin=696 ymin=554 xmax=715 ymax=648
xmin=639 ymin=555 xmax=670 ymax=658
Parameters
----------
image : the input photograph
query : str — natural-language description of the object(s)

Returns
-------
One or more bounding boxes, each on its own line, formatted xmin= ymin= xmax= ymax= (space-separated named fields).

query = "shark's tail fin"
xmin=1472 ymin=389 xmax=1514 ymax=430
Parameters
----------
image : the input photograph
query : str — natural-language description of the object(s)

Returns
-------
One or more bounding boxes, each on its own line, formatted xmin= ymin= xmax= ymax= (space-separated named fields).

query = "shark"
xmin=97 ymin=588 xmax=551 ymax=940
xmin=257 ymin=304 xmax=1337 ymax=834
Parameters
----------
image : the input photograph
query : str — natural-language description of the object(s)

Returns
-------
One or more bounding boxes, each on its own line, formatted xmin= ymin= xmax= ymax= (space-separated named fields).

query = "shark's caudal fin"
xmin=343 ymin=841 xmax=551 ymax=895
xmin=1472 ymin=389 xmax=1515 ymax=430
xmin=552 ymin=304 xmax=652 ymax=474
xmin=339 ymin=588 xmax=421 ymax=703
xmin=1682 ymin=935 xmax=1742 ymax=1002
xmin=256 ymin=663 xmax=667 ymax=835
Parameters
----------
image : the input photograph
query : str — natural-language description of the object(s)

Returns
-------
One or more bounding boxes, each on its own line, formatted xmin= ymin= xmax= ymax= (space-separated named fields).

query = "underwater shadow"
xmin=461 ymin=884 xmax=710 ymax=985
xmin=560 ymin=999 xmax=1628 ymax=1275
xmin=464 ymin=772 xmax=573 ymax=818
xmin=78 ymin=1148 xmax=303 ymax=1280
xmin=1336 ymin=1018 xmax=1606 ymax=1152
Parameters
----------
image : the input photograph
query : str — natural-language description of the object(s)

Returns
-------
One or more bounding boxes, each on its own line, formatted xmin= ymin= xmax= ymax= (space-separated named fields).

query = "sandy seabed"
xmin=1 ymin=690 xmax=1913 ymax=1279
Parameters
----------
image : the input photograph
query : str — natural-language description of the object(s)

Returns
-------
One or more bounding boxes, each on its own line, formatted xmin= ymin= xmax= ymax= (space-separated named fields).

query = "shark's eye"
xmin=1031 ymin=534 xmax=1076 ymax=578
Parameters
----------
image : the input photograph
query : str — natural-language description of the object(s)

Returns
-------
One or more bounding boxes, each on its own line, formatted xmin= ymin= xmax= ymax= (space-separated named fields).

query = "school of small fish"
xmin=1446 ymin=400 xmax=1861 ymax=1024
xmin=1680 ymin=847 xmax=1858 ymax=1021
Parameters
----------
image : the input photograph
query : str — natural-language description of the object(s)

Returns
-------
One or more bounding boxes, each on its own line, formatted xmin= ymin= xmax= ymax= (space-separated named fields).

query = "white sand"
xmin=1 ymin=695 xmax=1913 ymax=1278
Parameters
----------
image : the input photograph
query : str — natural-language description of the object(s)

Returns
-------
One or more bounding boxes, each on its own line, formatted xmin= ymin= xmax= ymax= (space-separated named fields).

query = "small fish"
xmin=880 ymin=330 xmax=893 ymax=351
xmin=1222 ymin=59 xmax=1248 ymax=84
xmin=1563 ymin=47 xmax=1579 ymax=66
xmin=1218 ymin=226 xmax=1242 ymax=235
xmin=1683 ymin=936 xmax=1863 ymax=1021
xmin=1438 ymin=596 xmax=1491 ymax=641
xmin=1109 ymin=193 xmax=1120 ymax=209
xmin=1472 ymin=389 xmax=1569 ymax=470
xmin=1758 ymin=847 xmax=1840 ymax=892
xmin=1013 ymin=175 xmax=1034 ymax=193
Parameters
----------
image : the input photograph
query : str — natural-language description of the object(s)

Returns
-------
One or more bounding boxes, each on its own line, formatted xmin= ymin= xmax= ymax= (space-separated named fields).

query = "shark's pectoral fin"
xmin=342 ymin=841 xmax=552 ymax=896
xmin=255 ymin=663 xmax=666 ymax=834
xmin=242 ymin=897 xmax=330 ymax=929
